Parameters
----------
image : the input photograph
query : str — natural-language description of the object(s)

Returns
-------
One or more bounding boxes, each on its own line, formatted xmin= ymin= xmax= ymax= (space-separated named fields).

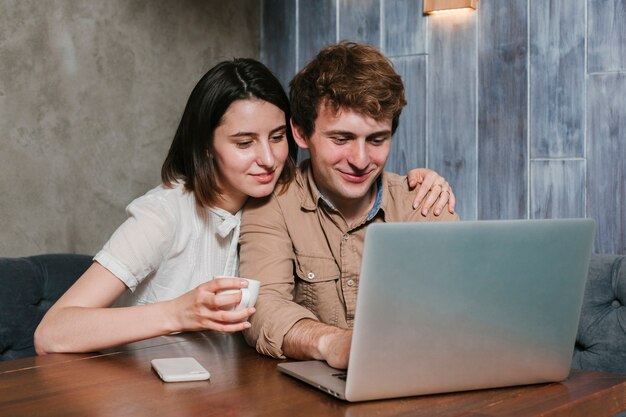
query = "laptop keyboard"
xmin=332 ymin=372 xmax=347 ymax=381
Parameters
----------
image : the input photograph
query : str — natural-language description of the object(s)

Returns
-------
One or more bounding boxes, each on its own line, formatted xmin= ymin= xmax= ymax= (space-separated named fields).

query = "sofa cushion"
xmin=573 ymin=254 xmax=626 ymax=374
xmin=0 ymin=254 xmax=92 ymax=360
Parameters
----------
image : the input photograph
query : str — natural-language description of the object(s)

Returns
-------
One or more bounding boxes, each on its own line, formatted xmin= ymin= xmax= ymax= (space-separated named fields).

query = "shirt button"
xmin=307 ymin=272 xmax=315 ymax=280
xmin=346 ymin=279 xmax=354 ymax=286
xmin=342 ymin=234 xmax=349 ymax=241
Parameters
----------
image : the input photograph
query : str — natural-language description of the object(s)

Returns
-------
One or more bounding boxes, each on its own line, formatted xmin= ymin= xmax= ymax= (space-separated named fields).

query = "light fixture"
xmin=423 ymin=0 xmax=477 ymax=14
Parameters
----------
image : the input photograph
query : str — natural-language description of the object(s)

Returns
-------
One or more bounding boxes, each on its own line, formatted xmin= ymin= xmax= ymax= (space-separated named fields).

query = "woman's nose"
xmin=257 ymin=141 xmax=275 ymax=167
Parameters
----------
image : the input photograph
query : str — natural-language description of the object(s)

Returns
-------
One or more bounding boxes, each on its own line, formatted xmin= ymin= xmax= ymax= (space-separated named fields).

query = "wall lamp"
xmin=423 ymin=0 xmax=477 ymax=14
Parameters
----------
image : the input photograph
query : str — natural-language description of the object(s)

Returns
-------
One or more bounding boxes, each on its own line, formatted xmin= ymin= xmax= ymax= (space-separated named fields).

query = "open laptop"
xmin=277 ymin=219 xmax=595 ymax=402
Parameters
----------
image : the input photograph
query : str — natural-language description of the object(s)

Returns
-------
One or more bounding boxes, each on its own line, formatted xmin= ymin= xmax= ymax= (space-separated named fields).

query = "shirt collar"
xmin=366 ymin=176 xmax=384 ymax=221
xmin=208 ymin=207 xmax=242 ymax=238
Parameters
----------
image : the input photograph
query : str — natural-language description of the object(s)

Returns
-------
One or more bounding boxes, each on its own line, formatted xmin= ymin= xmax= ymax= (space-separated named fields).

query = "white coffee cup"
xmin=215 ymin=277 xmax=260 ymax=311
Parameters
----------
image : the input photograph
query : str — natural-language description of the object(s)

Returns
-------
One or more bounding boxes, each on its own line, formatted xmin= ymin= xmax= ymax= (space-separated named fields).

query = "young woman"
xmin=35 ymin=58 xmax=455 ymax=354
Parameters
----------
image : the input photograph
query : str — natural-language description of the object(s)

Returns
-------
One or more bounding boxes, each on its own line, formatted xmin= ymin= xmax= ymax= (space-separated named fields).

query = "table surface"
xmin=1 ymin=332 xmax=625 ymax=417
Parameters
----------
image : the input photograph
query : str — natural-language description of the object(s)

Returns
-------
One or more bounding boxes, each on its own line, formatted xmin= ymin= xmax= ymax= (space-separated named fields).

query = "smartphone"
xmin=151 ymin=357 xmax=210 ymax=382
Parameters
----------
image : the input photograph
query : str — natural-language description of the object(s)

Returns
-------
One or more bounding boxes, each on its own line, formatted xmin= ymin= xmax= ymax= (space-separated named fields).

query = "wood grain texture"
xmin=530 ymin=0 xmax=585 ymax=158
xmin=1 ymin=332 xmax=625 ymax=417
xmin=338 ymin=0 xmax=380 ymax=47
xmin=261 ymin=0 xmax=296 ymax=89
xmin=383 ymin=0 xmax=427 ymax=56
xmin=298 ymin=0 xmax=337 ymax=68
xmin=388 ymin=55 xmax=427 ymax=175
xmin=477 ymin=0 xmax=528 ymax=220
xmin=530 ymin=160 xmax=585 ymax=219
xmin=587 ymin=73 xmax=626 ymax=254
xmin=588 ymin=0 xmax=626 ymax=73
xmin=427 ymin=12 xmax=477 ymax=220
xmin=260 ymin=0 xmax=625 ymax=253
xmin=296 ymin=0 xmax=338 ymax=163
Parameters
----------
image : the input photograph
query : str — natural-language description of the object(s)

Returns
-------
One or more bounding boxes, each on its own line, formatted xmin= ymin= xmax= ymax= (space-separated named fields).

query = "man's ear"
xmin=290 ymin=119 xmax=310 ymax=149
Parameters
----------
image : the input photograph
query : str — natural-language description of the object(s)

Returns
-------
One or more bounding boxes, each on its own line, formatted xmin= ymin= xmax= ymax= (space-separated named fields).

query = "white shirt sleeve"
xmin=94 ymin=192 xmax=177 ymax=291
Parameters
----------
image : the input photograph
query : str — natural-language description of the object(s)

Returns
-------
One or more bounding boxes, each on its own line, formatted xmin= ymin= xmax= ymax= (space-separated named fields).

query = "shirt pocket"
xmin=294 ymin=253 xmax=341 ymax=325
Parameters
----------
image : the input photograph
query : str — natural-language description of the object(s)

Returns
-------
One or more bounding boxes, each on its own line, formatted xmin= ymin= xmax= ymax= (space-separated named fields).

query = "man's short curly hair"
xmin=289 ymin=42 xmax=407 ymax=138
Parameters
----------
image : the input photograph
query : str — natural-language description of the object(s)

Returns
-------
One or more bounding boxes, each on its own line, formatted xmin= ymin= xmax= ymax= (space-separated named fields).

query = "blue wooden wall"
xmin=260 ymin=0 xmax=626 ymax=255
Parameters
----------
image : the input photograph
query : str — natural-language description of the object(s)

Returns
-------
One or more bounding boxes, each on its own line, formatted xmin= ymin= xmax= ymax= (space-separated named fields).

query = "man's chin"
xmin=336 ymin=183 xmax=376 ymax=201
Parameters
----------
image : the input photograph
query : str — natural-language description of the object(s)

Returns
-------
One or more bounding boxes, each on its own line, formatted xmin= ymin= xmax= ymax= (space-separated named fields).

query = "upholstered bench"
xmin=0 ymin=254 xmax=92 ymax=360
xmin=573 ymin=254 xmax=626 ymax=374
xmin=1 ymin=253 xmax=625 ymax=374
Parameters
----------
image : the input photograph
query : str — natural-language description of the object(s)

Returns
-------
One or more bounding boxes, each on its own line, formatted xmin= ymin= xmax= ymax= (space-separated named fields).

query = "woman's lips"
xmin=250 ymin=171 xmax=275 ymax=184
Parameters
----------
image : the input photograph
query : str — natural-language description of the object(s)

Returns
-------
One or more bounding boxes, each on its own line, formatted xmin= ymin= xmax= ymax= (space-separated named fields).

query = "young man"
xmin=239 ymin=42 xmax=459 ymax=369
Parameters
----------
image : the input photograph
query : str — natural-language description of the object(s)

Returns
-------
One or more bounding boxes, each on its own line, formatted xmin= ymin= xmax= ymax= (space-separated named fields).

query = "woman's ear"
xmin=290 ymin=119 xmax=309 ymax=149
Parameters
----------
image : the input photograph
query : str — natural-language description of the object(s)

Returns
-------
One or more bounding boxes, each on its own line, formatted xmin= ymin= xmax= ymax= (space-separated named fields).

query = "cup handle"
xmin=238 ymin=288 xmax=251 ymax=310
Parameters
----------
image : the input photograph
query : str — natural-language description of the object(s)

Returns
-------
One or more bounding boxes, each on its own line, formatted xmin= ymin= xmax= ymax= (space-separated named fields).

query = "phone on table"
xmin=151 ymin=357 xmax=210 ymax=382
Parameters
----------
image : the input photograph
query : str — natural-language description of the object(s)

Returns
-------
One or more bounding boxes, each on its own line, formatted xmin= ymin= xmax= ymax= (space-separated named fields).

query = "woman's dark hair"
xmin=161 ymin=58 xmax=297 ymax=208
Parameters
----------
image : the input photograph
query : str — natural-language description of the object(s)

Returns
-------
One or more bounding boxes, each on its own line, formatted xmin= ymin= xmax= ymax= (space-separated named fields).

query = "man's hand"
xmin=283 ymin=319 xmax=353 ymax=369
xmin=317 ymin=328 xmax=352 ymax=369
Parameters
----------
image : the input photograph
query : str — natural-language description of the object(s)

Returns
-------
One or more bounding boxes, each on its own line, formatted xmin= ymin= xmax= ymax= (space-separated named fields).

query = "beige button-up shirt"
xmin=239 ymin=160 xmax=459 ymax=358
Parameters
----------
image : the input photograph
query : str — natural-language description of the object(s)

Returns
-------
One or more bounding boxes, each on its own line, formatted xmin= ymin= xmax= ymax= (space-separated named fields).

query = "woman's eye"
xmin=236 ymin=141 xmax=253 ymax=149
xmin=270 ymin=134 xmax=285 ymax=142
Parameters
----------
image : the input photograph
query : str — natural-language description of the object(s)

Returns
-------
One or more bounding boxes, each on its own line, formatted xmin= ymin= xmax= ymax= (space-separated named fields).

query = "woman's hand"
xmin=406 ymin=168 xmax=456 ymax=216
xmin=169 ymin=277 xmax=256 ymax=333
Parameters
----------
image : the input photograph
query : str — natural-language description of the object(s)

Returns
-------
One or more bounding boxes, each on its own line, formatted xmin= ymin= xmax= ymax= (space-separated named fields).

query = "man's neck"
xmin=340 ymin=189 xmax=377 ymax=226
xmin=316 ymin=181 xmax=380 ymax=226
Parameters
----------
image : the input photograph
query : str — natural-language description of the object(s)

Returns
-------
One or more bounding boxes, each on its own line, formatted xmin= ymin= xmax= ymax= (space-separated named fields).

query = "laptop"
xmin=277 ymin=219 xmax=595 ymax=402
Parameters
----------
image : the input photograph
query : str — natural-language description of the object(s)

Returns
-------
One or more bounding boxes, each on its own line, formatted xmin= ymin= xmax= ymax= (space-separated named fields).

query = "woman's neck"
xmin=213 ymin=193 xmax=248 ymax=214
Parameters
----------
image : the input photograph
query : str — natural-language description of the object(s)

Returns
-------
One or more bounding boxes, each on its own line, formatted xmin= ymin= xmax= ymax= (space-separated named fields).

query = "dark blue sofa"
xmin=0 ymin=254 xmax=92 ymax=360
xmin=0 ymin=253 xmax=625 ymax=374
xmin=573 ymin=254 xmax=626 ymax=374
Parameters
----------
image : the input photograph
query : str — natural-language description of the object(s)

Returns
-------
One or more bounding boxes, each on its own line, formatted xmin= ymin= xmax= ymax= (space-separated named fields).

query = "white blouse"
xmin=94 ymin=182 xmax=241 ymax=307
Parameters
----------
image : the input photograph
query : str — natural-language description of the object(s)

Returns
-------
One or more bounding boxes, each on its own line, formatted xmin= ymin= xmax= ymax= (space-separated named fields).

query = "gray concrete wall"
xmin=0 ymin=0 xmax=259 ymax=257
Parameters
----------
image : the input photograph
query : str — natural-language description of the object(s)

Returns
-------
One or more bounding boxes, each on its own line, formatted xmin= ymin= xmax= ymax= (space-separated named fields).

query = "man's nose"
xmin=348 ymin=141 xmax=369 ymax=169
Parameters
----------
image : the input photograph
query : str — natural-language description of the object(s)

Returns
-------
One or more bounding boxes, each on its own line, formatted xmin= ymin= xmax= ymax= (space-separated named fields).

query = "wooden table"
xmin=1 ymin=332 xmax=625 ymax=417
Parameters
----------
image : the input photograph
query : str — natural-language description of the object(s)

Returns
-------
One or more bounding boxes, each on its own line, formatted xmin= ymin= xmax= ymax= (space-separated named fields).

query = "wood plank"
xmin=296 ymin=0 xmax=338 ymax=162
xmin=1 ymin=332 xmax=626 ymax=417
xmin=427 ymin=12 xmax=477 ymax=220
xmin=477 ymin=0 xmax=528 ymax=220
xmin=530 ymin=160 xmax=585 ymax=219
xmin=298 ymin=0 xmax=337 ymax=68
xmin=587 ymin=73 xmax=626 ymax=255
xmin=529 ymin=0 xmax=585 ymax=158
xmin=388 ymin=56 xmax=427 ymax=175
xmin=338 ymin=0 xmax=380 ymax=47
xmin=384 ymin=0 xmax=427 ymax=56
xmin=261 ymin=0 xmax=296 ymax=90
xmin=588 ymin=0 xmax=626 ymax=73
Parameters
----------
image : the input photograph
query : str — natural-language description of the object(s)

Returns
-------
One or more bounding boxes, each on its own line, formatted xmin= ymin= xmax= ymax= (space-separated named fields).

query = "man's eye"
xmin=332 ymin=137 xmax=349 ymax=144
xmin=369 ymin=137 xmax=388 ymax=146
xmin=270 ymin=134 xmax=285 ymax=142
